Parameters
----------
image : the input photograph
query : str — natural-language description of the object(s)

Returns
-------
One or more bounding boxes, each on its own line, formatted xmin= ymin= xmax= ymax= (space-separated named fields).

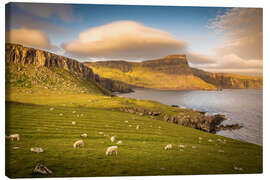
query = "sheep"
xmin=106 ymin=146 xmax=118 ymax=156
xmin=72 ymin=121 xmax=76 ymax=125
xmin=98 ymin=132 xmax=104 ymax=135
xmin=72 ymin=111 xmax=76 ymax=113
xmin=81 ymin=133 xmax=87 ymax=138
xmin=198 ymin=137 xmax=203 ymax=140
xmin=136 ymin=125 xmax=140 ymax=130
xmin=30 ymin=147 xmax=44 ymax=153
xmin=7 ymin=134 xmax=20 ymax=141
xmin=49 ymin=107 xmax=54 ymax=111
xmin=164 ymin=144 xmax=172 ymax=150
xmin=192 ymin=146 xmax=197 ymax=149
xmin=73 ymin=140 xmax=84 ymax=148
xmin=110 ymin=136 xmax=115 ymax=142
xmin=208 ymin=139 xmax=213 ymax=142
xmin=179 ymin=144 xmax=186 ymax=149
xmin=116 ymin=140 xmax=122 ymax=145
xmin=59 ymin=113 xmax=63 ymax=116
xmin=125 ymin=120 xmax=128 ymax=123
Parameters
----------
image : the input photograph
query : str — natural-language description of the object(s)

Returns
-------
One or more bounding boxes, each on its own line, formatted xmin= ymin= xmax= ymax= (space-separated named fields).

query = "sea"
xmin=118 ymin=88 xmax=263 ymax=145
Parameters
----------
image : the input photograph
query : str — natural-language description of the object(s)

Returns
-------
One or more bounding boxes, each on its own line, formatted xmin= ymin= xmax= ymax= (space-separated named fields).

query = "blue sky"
xmin=5 ymin=3 xmax=262 ymax=75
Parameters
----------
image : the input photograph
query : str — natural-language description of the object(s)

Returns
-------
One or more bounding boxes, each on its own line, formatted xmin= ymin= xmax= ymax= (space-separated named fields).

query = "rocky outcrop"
xmin=118 ymin=106 xmax=240 ymax=133
xmin=5 ymin=43 xmax=132 ymax=93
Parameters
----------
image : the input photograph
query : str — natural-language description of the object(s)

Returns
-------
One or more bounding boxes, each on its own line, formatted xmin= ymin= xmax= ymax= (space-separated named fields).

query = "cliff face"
xmin=86 ymin=55 xmax=262 ymax=90
xmin=191 ymin=68 xmax=262 ymax=89
xmin=5 ymin=43 xmax=133 ymax=93
xmin=141 ymin=55 xmax=192 ymax=75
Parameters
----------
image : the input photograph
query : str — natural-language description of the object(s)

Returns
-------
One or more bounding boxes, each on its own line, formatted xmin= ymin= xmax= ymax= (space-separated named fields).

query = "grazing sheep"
xmin=49 ymin=107 xmax=54 ymax=111
xmin=136 ymin=125 xmax=140 ymax=130
xmin=7 ymin=134 xmax=20 ymax=141
xmin=72 ymin=111 xmax=76 ymax=113
xmin=234 ymin=166 xmax=243 ymax=171
xmin=129 ymin=125 xmax=132 ymax=127
xmin=106 ymin=146 xmax=118 ymax=156
xmin=110 ymin=136 xmax=115 ymax=142
xmin=208 ymin=139 xmax=213 ymax=142
xmin=59 ymin=113 xmax=63 ymax=116
xmin=30 ymin=147 xmax=44 ymax=153
xmin=192 ymin=146 xmax=197 ymax=149
xmin=80 ymin=114 xmax=84 ymax=117
xmin=73 ymin=140 xmax=84 ymax=148
xmin=98 ymin=132 xmax=104 ymax=135
xmin=125 ymin=120 xmax=128 ymax=123
xmin=72 ymin=121 xmax=76 ymax=125
xmin=179 ymin=144 xmax=186 ymax=149
xmin=81 ymin=133 xmax=87 ymax=138
xmin=77 ymin=115 xmax=80 ymax=118
xmin=116 ymin=140 xmax=122 ymax=145
xmin=164 ymin=144 xmax=172 ymax=150
xmin=198 ymin=137 xmax=203 ymax=140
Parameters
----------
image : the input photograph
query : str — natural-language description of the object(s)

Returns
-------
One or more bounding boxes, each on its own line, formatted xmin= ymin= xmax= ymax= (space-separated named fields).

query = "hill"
xmin=5 ymin=44 xmax=262 ymax=177
xmin=85 ymin=55 xmax=217 ymax=90
xmin=85 ymin=55 xmax=262 ymax=90
xmin=5 ymin=43 xmax=133 ymax=94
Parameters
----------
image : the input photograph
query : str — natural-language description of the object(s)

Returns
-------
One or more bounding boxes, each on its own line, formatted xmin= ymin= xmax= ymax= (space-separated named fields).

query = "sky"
xmin=5 ymin=3 xmax=262 ymax=76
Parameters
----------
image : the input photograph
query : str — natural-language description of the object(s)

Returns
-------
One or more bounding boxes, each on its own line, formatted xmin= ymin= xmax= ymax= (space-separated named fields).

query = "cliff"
xmin=191 ymin=68 xmax=262 ymax=89
xmin=85 ymin=55 xmax=262 ymax=90
xmin=5 ymin=43 xmax=133 ymax=93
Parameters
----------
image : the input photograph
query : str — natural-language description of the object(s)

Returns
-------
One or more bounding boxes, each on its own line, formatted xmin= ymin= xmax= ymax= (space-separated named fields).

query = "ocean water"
xmin=119 ymin=89 xmax=262 ymax=145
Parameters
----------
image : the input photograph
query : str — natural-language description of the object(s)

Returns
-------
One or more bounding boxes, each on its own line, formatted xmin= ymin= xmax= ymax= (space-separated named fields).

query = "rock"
xmin=152 ymin=112 xmax=160 ymax=116
xmin=30 ymin=147 xmax=44 ymax=153
xmin=171 ymin=105 xmax=179 ymax=107
xmin=33 ymin=163 xmax=52 ymax=175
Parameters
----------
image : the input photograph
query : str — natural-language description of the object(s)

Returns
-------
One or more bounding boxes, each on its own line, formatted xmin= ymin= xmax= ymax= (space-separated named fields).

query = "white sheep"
xmin=110 ymin=136 xmax=115 ymax=142
xmin=72 ymin=111 xmax=76 ymax=113
xmin=136 ymin=125 xmax=140 ymax=130
xmin=72 ymin=121 xmax=76 ymax=125
xmin=179 ymin=144 xmax=186 ymax=149
xmin=59 ymin=113 xmax=63 ymax=116
xmin=81 ymin=133 xmax=87 ymax=138
xmin=49 ymin=107 xmax=54 ymax=111
xmin=30 ymin=147 xmax=44 ymax=153
xmin=106 ymin=146 xmax=118 ymax=156
xmin=73 ymin=140 xmax=84 ymax=148
xmin=164 ymin=144 xmax=172 ymax=150
xmin=7 ymin=134 xmax=20 ymax=141
xmin=116 ymin=140 xmax=122 ymax=145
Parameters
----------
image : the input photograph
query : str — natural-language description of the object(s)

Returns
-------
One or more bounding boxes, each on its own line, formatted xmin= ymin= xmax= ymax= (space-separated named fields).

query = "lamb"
xmin=81 ymin=133 xmax=87 ymax=138
xmin=7 ymin=134 xmax=20 ymax=141
xmin=110 ymin=136 xmax=115 ymax=142
xmin=164 ymin=144 xmax=172 ymax=150
xmin=106 ymin=146 xmax=118 ymax=156
xmin=73 ymin=140 xmax=84 ymax=148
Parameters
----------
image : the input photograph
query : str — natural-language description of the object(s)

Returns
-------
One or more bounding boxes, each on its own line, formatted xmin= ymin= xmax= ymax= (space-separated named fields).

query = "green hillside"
xmin=5 ymin=45 xmax=262 ymax=177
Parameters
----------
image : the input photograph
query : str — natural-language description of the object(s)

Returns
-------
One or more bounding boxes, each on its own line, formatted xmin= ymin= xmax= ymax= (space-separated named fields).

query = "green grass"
xmin=6 ymin=100 xmax=262 ymax=178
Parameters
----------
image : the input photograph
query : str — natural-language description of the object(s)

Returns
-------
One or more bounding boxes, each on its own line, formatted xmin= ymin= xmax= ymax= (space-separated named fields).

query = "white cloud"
xmin=209 ymin=8 xmax=262 ymax=60
xmin=6 ymin=27 xmax=53 ymax=49
xmin=62 ymin=21 xmax=187 ymax=59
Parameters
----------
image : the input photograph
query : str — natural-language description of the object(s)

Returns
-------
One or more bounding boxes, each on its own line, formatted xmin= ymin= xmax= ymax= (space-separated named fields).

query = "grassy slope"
xmin=5 ymin=62 xmax=262 ymax=177
xmin=6 ymin=88 xmax=262 ymax=178
xmin=86 ymin=65 xmax=217 ymax=90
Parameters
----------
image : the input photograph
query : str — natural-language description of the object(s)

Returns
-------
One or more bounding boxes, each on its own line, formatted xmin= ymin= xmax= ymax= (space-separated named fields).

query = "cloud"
xmin=195 ymin=54 xmax=262 ymax=75
xmin=62 ymin=21 xmax=188 ymax=60
xmin=209 ymin=8 xmax=262 ymax=60
xmin=187 ymin=52 xmax=216 ymax=65
xmin=6 ymin=28 xmax=54 ymax=49
xmin=15 ymin=3 xmax=74 ymax=22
